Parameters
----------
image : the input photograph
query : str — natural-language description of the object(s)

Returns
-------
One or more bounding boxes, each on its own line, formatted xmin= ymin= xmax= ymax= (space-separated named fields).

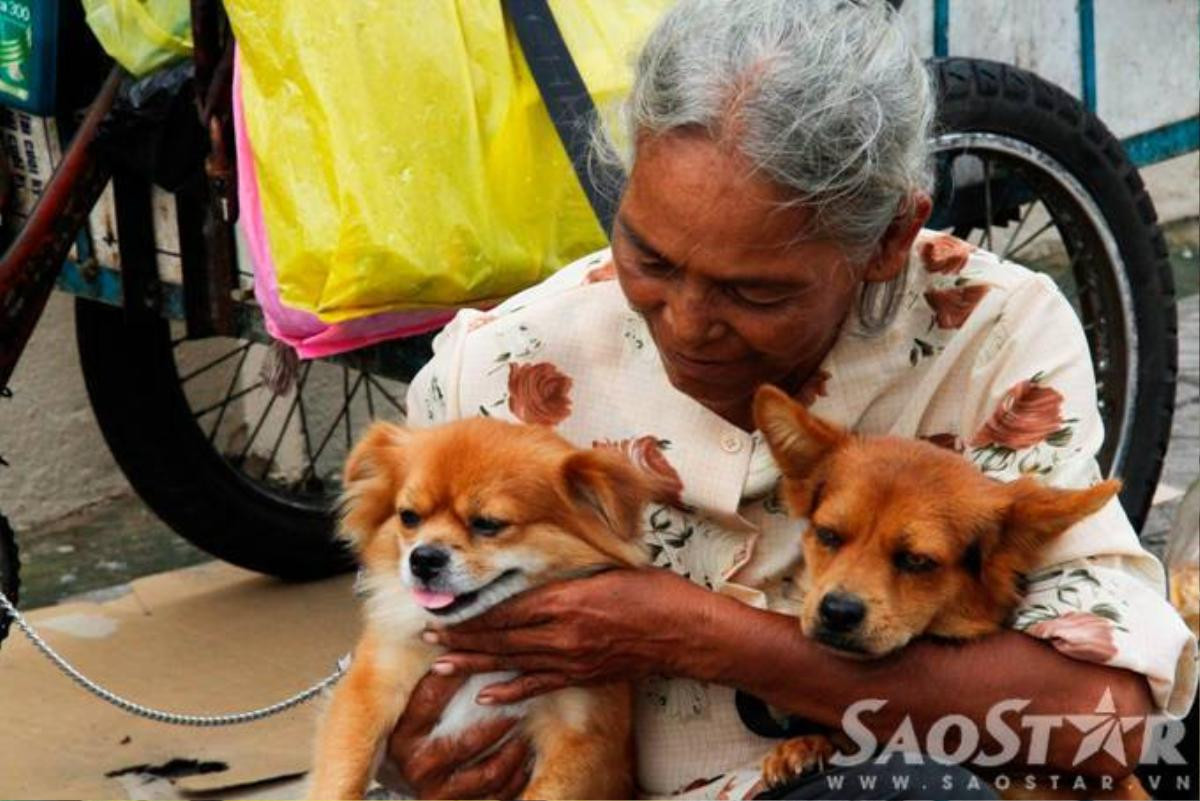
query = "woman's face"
xmin=612 ymin=134 xmax=867 ymax=421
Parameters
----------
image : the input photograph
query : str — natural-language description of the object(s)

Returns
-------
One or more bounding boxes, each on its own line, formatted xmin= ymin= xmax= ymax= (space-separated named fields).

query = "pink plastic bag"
xmin=233 ymin=50 xmax=457 ymax=359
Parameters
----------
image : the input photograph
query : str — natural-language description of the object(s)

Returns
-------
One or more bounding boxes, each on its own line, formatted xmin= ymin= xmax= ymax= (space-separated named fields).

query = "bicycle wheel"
xmin=929 ymin=58 xmax=1177 ymax=532
xmin=75 ymin=297 xmax=419 ymax=580
xmin=0 ymin=512 xmax=18 ymax=647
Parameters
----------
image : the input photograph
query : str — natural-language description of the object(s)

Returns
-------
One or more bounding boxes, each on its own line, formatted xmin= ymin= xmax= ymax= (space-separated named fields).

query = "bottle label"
xmin=0 ymin=1 xmax=32 ymax=103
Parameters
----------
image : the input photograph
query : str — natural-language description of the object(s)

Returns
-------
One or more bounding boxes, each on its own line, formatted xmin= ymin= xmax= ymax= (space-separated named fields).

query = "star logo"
xmin=1065 ymin=688 xmax=1144 ymax=767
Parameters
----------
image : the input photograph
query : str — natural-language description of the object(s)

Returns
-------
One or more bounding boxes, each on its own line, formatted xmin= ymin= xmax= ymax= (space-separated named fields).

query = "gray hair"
xmin=602 ymin=0 xmax=934 ymax=260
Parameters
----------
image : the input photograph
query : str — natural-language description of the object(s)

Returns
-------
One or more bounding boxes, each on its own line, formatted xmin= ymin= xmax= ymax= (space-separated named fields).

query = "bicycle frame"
xmin=0 ymin=67 xmax=121 ymax=393
xmin=0 ymin=0 xmax=243 ymax=399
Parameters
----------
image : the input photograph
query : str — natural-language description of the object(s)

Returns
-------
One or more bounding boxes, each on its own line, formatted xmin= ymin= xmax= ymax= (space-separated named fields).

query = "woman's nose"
xmin=662 ymin=282 xmax=725 ymax=346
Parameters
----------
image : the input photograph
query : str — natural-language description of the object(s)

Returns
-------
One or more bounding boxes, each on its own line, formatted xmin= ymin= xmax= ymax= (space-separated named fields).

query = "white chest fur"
xmin=426 ymin=671 xmax=527 ymax=740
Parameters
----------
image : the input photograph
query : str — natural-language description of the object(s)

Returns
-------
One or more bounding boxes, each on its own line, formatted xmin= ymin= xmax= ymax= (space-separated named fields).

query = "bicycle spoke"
xmin=296 ymin=378 xmax=317 ymax=481
xmin=260 ymin=363 xmax=312 ymax=482
xmin=300 ymin=373 xmax=366 ymax=483
xmin=236 ymin=386 xmax=281 ymax=465
xmin=367 ymin=376 xmax=407 ymax=417
xmin=207 ymin=346 xmax=252 ymax=443
xmin=1005 ymin=219 xmax=1055 ymax=261
xmin=364 ymin=375 xmax=376 ymax=420
xmin=982 ymin=157 xmax=994 ymax=252
xmin=193 ymin=380 xmax=266 ymax=420
xmin=1001 ymin=199 xmax=1039 ymax=260
xmin=343 ymin=366 xmax=353 ymax=452
xmin=179 ymin=342 xmax=252 ymax=384
xmin=1058 ymin=250 xmax=1092 ymax=301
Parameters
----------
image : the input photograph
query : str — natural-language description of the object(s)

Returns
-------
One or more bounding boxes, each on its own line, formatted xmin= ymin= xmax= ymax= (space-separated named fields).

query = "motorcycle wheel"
xmin=930 ymin=57 xmax=1177 ymax=531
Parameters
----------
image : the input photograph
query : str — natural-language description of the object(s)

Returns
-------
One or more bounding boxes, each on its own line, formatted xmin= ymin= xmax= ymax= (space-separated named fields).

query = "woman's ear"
xmin=339 ymin=422 xmax=410 ymax=549
xmin=863 ymin=192 xmax=932 ymax=283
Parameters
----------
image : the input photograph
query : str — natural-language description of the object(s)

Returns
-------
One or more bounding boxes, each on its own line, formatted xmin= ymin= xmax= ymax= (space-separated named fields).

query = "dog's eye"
xmin=894 ymin=551 xmax=938 ymax=574
xmin=399 ymin=509 xmax=421 ymax=528
xmin=813 ymin=526 xmax=842 ymax=548
xmin=470 ymin=517 xmax=508 ymax=537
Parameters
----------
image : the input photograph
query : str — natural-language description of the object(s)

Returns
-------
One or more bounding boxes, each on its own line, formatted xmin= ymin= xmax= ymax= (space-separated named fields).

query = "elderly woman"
xmin=378 ymin=0 xmax=1196 ymax=798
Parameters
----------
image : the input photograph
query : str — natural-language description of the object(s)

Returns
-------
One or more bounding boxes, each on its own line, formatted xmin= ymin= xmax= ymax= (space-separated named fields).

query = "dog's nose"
xmin=409 ymin=545 xmax=450 ymax=581
xmin=819 ymin=592 xmax=866 ymax=632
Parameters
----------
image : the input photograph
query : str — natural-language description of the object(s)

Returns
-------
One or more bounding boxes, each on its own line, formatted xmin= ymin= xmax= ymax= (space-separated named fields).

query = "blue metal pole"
xmin=933 ymin=0 xmax=950 ymax=58
xmin=1121 ymin=116 xmax=1200 ymax=167
xmin=1078 ymin=0 xmax=1097 ymax=112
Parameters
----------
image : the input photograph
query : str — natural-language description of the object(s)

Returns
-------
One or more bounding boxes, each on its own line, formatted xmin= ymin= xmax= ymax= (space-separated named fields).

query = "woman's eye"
xmin=894 ymin=551 xmax=938 ymax=574
xmin=728 ymin=286 xmax=795 ymax=307
xmin=470 ymin=517 xmax=508 ymax=537
xmin=813 ymin=526 xmax=842 ymax=548
xmin=636 ymin=258 xmax=675 ymax=278
xmin=399 ymin=509 xmax=421 ymax=528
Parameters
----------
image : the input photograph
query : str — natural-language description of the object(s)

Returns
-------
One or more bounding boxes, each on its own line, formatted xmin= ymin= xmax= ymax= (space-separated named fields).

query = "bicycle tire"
xmin=75 ymin=298 xmax=356 ymax=580
xmin=0 ymin=512 xmax=18 ymax=648
xmin=931 ymin=57 xmax=1177 ymax=531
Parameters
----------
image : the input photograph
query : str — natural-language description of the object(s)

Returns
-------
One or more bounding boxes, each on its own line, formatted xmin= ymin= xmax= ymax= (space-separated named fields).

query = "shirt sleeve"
xmin=404 ymin=309 xmax=483 ymax=427
xmin=959 ymin=272 xmax=1197 ymax=716
xmin=403 ymin=249 xmax=614 ymax=428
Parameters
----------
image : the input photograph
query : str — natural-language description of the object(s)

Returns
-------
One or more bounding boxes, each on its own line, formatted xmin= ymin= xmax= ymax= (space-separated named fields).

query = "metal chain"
xmin=0 ymin=585 xmax=345 ymax=726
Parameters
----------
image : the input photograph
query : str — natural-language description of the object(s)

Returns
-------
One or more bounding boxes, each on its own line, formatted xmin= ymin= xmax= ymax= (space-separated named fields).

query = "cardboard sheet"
xmin=0 ymin=561 xmax=360 ymax=799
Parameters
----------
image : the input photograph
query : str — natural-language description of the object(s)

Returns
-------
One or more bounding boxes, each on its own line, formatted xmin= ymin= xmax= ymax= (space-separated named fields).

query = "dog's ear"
xmin=339 ymin=422 xmax=411 ymax=549
xmin=754 ymin=384 xmax=848 ymax=479
xmin=561 ymin=448 xmax=651 ymax=565
xmin=966 ymin=477 xmax=1121 ymax=619
xmin=1004 ymin=477 xmax=1121 ymax=546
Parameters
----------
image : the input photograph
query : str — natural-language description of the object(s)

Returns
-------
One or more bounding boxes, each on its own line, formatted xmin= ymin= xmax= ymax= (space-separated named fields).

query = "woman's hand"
xmin=423 ymin=568 xmax=728 ymax=704
xmin=384 ymin=671 xmax=531 ymax=799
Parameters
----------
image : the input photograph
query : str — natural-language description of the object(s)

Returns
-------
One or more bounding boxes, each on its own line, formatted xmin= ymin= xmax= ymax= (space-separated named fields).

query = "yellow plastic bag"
xmin=224 ymin=0 xmax=670 ymax=322
xmin=82 ymin=0 xmax=192 ymax=77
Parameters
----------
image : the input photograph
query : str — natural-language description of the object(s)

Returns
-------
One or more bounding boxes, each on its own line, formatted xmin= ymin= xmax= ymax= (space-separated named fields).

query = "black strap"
xmin=504 ymin=0 xmax=623 ymax=236
xmin=735 ymin=690 xmax=828 ymax=739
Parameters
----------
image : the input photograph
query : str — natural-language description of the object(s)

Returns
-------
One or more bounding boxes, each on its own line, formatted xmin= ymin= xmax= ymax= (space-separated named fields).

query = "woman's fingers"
xmin=431 ymin=623 xmax=563 ymax=654
xmin=412 ymin=715 xmax=519 ymax=774
xmin=494 ymin=754 xmax=534 ymax=801
xmin=475 ymin=672 xmax=571 ymax=705
xmin=432 ymin=651 xmax=576 ymax=678
xmin=435 ymin=731 xmax=531 ymax=799
xmin=447 ymin=589 xmax=558 ymax=633
xmin=394 ymin=670 xmax=470 ymax=737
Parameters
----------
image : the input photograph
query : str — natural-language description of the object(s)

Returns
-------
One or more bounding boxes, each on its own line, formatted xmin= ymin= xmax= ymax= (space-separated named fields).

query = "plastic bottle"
xmin=0 ymin=0 xmax=57 ymax=114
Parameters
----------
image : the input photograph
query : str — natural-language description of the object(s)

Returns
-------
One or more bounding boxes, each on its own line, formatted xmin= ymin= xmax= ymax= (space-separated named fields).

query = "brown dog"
xmin=307 ymin=418 xmax=655 ymax=799
xmin=752 ymin=384 xmax=1122 ymax=791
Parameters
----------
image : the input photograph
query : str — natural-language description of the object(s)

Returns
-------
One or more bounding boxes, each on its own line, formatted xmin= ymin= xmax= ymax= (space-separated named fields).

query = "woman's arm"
xmin=431 ymin=568 xmax=1154 ymax=778
xmin=701 ymin=588 xmax=1154 ymax=778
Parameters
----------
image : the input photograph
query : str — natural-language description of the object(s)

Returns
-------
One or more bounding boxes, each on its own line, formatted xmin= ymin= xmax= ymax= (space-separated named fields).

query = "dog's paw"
xmin=761 ymin=735 xmax=836 ymax=788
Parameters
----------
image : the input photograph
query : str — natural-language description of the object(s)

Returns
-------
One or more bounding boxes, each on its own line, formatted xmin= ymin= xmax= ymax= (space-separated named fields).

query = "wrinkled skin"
xmin=612 ymin=133 xmax=919 ymax=430
xmin=383 ymin=132 xmax=930 ymax=797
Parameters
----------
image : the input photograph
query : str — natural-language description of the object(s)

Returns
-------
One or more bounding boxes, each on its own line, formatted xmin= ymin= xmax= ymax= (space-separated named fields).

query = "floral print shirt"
xmin=405 ymin=232 xmax=1197 ymax=799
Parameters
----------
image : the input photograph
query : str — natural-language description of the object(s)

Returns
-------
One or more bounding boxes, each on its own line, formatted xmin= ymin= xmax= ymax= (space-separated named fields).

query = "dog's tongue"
xmin=413 ymin=588 xmax=456 ymax=610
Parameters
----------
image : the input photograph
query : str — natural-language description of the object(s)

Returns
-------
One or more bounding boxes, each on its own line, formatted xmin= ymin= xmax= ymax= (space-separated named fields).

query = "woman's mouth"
xmin=666 ymin=349 xmax=737 ymax=373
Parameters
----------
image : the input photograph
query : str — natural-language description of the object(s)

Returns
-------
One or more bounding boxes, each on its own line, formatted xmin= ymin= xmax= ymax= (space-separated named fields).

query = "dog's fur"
xmin=308 ymin=418 xmax=655 ymax=799
xmin=752 ymin=385 xmax=1123 ymax=792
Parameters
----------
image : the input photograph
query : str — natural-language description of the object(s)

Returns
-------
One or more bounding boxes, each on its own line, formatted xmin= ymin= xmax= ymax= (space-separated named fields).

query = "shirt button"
xmin=720 ymin=434 xmax=743 ymax=454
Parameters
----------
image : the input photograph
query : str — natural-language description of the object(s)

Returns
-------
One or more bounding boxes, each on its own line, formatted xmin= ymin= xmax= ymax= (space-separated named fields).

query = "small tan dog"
xmin=308 ymin=418 xmax=657 ymax=799
xmin=752 ymin=385 xmax=1122 ymax=791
